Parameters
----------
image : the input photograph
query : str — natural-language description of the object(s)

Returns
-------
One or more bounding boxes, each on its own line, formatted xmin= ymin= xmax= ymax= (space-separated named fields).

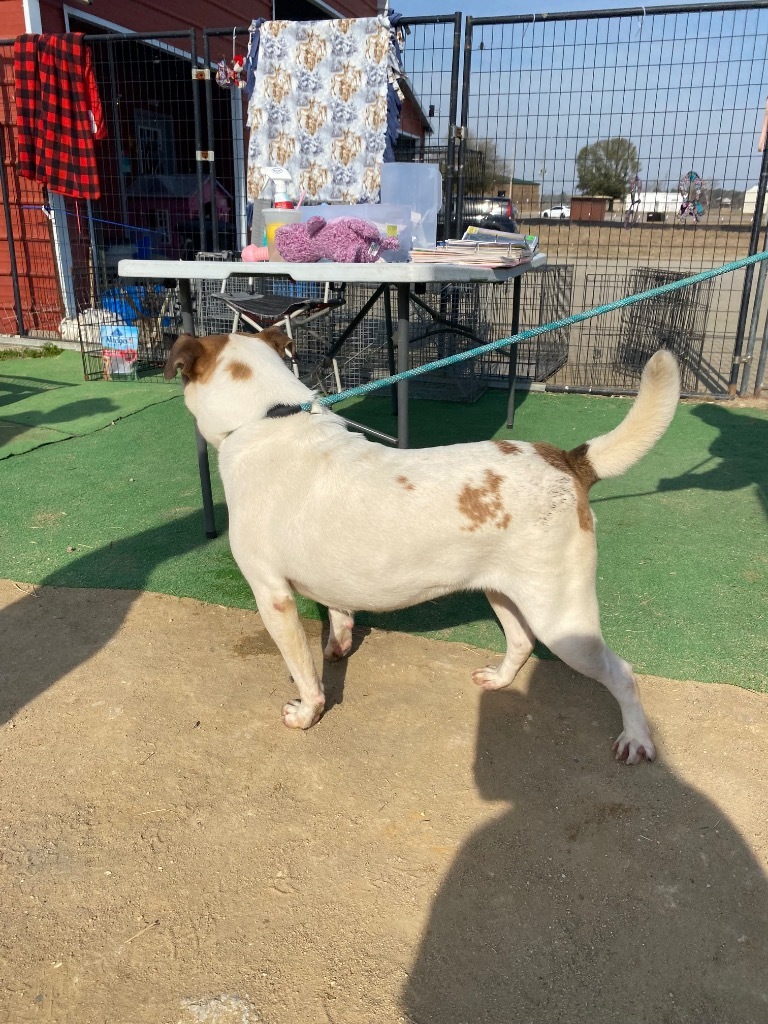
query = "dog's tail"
xmin=584 ymin=349 xmax=680 ymax=480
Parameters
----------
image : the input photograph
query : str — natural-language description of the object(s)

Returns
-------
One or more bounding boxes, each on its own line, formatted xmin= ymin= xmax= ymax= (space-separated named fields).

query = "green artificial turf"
xmin=0 ymin=352 xmax=765 ymax=691
xmin=0 ymin=351 xmax=179 ymax=458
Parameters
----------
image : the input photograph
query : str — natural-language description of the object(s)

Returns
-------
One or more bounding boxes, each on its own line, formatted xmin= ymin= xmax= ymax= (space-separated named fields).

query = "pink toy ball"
xmin=241 ymin=244 xmax=269 ymax=262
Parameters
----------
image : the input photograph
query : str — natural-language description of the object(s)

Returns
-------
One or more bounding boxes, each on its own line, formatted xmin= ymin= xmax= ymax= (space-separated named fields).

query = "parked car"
xmin=540 ymin=205 xmax=571 ymax=220
xmin=466 ymin=214 xmax=519 ymax=235
xmin=461 ymin=196 xmax=518 ymax=234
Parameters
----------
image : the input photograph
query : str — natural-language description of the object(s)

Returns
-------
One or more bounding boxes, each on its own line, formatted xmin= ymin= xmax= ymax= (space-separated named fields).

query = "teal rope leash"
xmin=302 ymin=248 xmax=768 ymax=411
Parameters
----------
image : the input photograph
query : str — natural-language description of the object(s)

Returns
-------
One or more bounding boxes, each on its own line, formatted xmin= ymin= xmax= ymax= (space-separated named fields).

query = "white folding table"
xmin=119 ymin=254 xmax=547 ymax=537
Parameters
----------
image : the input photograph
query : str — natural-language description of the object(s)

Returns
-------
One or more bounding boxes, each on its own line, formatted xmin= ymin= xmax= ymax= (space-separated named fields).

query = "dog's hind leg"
xmin=544 ymin=633 xmax=655 ymax=765
xmin=324 ymin=607 xmax=355 ymax=662
xmin=524 ymin=584 xmax=655 ymax=764
xmin=254 ymin=586 xmax=325 ymax=729
xmin=472 ymin=591 xmax=535 ymax=691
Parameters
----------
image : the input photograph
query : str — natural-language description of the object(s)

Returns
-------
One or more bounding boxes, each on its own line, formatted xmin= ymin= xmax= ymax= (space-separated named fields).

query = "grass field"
xmin=527 ymin=219 xmax=752 ymax=264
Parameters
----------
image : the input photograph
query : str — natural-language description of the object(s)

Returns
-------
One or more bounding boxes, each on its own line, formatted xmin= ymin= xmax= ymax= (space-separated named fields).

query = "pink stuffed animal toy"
xmin=275 ymin=215 xmax=400 ymax=263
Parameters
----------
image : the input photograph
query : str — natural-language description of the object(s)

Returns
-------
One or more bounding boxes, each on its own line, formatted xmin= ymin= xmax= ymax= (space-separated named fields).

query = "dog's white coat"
xmin=168 ymin=331 xmax=681 ymax=764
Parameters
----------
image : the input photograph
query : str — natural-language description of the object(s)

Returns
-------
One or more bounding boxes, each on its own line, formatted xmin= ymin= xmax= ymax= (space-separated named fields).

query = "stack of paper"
xmin=409 ymin=228 xmax=539 ymax=267
xmin=462 ymin=227 xmax=539 ymax=250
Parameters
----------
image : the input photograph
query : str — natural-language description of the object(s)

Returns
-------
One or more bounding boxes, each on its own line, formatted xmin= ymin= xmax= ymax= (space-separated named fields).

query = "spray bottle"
xmin=256 ymin=166 xmax=295 ymax=246
xmin=263 ymin=166 xmax=295 ymax=208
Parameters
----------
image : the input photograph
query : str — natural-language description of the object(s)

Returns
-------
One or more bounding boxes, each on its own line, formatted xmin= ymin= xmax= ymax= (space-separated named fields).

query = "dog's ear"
xmin=164 ymin=334 xmax=229 ymax=382
xmin=257 ymin=328 xmax=295 ymax=360
xmin=164 ymin=334 xmax=203 ymax=381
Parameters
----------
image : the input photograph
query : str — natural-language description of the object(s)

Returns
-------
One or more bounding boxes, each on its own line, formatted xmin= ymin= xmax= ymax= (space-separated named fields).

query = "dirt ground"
xmin=1 ymin=579 xmax=767 ymax=1024
xmin=532 ymin=219 xmax=752 ymax=264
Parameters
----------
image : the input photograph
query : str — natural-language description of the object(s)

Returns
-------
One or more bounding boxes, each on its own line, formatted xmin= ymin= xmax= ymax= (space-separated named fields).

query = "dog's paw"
xmin=323 ymin=637 xmax=352 ymax=662
xmin=612 ymin=731 xmax=656 ymax=765
xmin=471 ymin=665 xmax=510 ymax=691
xmin=281 ymin=698 xmax=324 ymax=730
xmin=324 ymin=614 xmax=354 ymax=662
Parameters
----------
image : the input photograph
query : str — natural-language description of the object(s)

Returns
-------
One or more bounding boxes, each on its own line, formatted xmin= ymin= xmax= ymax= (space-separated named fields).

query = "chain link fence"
xmin=2 ymin=5 xmax=768 ymax=395
xmin=461 ymin=3 xmax=768 ymax=395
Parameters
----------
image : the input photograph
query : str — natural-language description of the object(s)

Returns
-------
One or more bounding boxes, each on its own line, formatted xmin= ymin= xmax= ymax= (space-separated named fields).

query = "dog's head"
xmin=164 ymin=329 xmax=307 ymax=448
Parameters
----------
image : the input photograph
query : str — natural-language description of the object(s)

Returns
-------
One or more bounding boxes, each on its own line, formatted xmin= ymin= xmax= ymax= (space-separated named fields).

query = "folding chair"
xmin=210 ymin=281 xmax=346 ymax=386
xmin=207 ymin=279 xmax=399 ymax=449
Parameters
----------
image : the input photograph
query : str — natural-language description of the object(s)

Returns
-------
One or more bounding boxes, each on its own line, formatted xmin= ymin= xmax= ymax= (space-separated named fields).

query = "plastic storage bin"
xmin=380 ymin=163 xmax=442 ymax=248
xmin=299 ymin=203 xmax=412 ymax=258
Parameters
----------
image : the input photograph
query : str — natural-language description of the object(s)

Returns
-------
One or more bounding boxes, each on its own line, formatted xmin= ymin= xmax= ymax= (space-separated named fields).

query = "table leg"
xmin=396 ymin=283 xmax=410 ymax=448
xmin=196 ymin=423 xmax=218 ymax=539
xmin=383 ymin=287 xmax=397 ymax=417
xmin=506 ymin=276 xmax=522 ymax=429
xmin=178 ymin=278 xmax=195 ymax=335
xmin=178 ymin=277 xmax=218 ymax=539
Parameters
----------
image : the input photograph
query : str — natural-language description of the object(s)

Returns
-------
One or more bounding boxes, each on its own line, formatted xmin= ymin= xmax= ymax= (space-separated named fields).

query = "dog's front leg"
xmin=255 ymin=587 xmax=325 ymax=729
xmin=324 ymin=607 xmax=355 ymax=662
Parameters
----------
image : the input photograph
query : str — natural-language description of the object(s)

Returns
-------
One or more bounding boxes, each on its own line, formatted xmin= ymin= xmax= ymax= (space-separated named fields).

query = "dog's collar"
xmin=265 ymin=403 xmax=305 ymax=418
xmin=220 ymin=403 xmax=308 ymax=444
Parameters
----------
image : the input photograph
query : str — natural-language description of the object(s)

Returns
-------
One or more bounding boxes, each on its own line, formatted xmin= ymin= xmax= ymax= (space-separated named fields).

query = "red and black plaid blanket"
xmin=13 ymin=33 xmax=106 ymax=200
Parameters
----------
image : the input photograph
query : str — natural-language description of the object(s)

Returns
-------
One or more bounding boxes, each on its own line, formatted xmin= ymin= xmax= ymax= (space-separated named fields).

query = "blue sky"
xmin=394 ymin=1 xmax=768 ymax=196
xmin=394 ymin=0 xmax=670 ymax=18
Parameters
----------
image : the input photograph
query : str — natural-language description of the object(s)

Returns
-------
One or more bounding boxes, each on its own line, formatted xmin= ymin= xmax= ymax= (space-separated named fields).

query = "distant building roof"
xmin=491 ymin=176 xmax=539 ymax=188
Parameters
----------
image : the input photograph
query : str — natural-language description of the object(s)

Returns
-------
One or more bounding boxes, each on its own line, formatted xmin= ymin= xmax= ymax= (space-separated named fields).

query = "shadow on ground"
xmin=1 ymin=506 xmax=368 ymax=727
xmin=335 ymin=388 xmax=524 ymax=447
xmin=657 ymin=403 xmax=768 ymax=516
xmin=0 ymin=396 xmax=118 ymax=451
xmin=0 ymin=370 xmax=77 ymax=403
xmin=403 ymin=661 xmax=768 ymax=1023
xmin=591 ymin=401 xmax=768 ymax=519
xmin=1 ymin=509 xmax=220 ymax=726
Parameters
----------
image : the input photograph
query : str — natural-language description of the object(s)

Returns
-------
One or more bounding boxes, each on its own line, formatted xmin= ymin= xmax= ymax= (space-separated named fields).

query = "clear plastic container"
xmin=263 ymin=208 xmax=303 ymax=262
xmin=299 ymin=203 xmax=411 ymax=256
xmin=380 ymin=163 xmax=442 ymax=248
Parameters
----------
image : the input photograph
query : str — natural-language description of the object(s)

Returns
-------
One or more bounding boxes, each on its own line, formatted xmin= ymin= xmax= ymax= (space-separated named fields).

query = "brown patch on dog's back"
xmin=534 ymin=441 xmax=599 ymax=531
xmin=494 ymin=439 xmax=521 ymax=455
xmin=458 ymin=469 xmax=511 ymax=532
xmin=227 ymin=360 xmax=253 ymax=381
xmin=164 ymin=334 xmax=229 ymax=383
xmin=396 ymin=475 xmax=415 ymax=491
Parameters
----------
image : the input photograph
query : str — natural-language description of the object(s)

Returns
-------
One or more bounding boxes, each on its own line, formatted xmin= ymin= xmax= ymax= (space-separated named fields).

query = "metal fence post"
xmin=753 ymin=312 xmax=768 ymax=395
xmin=441 ymin=12 xmax=463 ymax=240
xmin=0 ymin=118 xmax=26 ymax=336
xmin=202 ymin=31 xmax=219 ymax=253
xmin=455 ymin=16 xmax=473 ymax=235
xmin=190 ymin=30 xmax=207 ymax=255
xmin=730 ymin=119 xmax=768 ymax=393
xmin=739 ymin=211 xmax=768 ymax=394
xmin=105 ymin=40 xmax=130 ymax=232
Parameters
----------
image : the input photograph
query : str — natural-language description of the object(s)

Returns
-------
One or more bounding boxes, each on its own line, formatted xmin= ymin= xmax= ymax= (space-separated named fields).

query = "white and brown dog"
xmin=165 ymin=330 xmax=680 ymax=764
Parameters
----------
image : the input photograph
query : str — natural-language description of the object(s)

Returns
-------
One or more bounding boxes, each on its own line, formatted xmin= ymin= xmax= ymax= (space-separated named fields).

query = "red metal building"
xmin=0 ymin=0 xmax=385 ymax=335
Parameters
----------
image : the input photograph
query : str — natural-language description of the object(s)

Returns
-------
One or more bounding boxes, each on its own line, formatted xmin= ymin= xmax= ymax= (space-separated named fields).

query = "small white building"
xmin=625 ymin=191 xmax=680 ymax=221
xmin=743 ymin=185 xmax=759 ymax=218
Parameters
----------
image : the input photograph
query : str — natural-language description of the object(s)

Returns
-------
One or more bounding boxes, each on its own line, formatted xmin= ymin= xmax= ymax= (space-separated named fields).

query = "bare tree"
xmin=463 ymin=132 xmax=511 ymax=195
